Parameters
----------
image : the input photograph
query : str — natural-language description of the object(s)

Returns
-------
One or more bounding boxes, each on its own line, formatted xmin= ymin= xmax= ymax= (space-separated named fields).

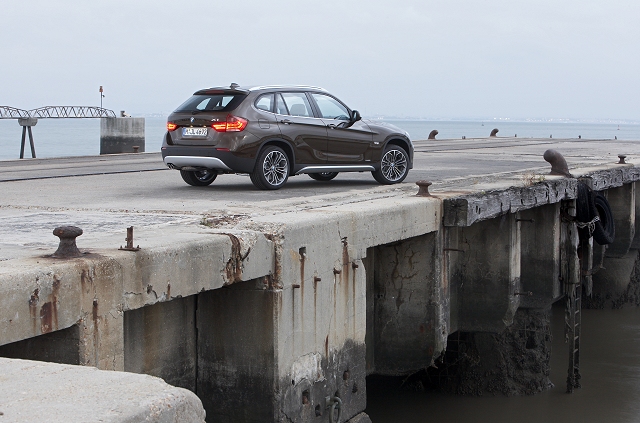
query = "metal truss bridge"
xmin=0 ymin=106 xmax=116 ymax=119
xmin=0 ymin=105 xmax=118 ymax=158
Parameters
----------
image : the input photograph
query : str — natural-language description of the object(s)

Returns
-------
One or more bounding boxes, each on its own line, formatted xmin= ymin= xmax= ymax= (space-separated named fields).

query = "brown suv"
xmin=161 ymin=84 xmax=413 ymax=190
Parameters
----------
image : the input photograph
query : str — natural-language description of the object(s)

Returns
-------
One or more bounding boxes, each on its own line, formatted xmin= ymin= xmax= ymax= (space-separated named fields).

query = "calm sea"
xmin=367 ymin=304 xmax=640 ymax=423
xmin=0 ymin=117 xmax=638 ymax=161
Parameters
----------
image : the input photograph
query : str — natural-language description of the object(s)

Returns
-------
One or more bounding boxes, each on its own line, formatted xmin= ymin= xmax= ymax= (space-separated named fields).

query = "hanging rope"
xmin=575 ymin=215 xmax=600 ymax=237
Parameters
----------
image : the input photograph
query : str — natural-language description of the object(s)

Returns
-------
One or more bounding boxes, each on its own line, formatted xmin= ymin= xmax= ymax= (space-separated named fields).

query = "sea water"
xmin=366 ymin=304 xmax=640 ymax=423
xmin=0 ymin=117 xmax=638 ymax=161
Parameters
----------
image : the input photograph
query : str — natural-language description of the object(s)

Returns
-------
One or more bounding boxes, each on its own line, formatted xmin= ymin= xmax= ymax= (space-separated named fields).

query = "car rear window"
xmin=174 ymin=94 xmax=246 ymax=113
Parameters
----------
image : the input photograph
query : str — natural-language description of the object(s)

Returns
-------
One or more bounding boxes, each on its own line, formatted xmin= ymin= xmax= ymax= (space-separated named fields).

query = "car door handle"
xmin=327 ymin=124 xmax=337 ymax=129
xmin=280 ymin=119 xmax=292 ymax=125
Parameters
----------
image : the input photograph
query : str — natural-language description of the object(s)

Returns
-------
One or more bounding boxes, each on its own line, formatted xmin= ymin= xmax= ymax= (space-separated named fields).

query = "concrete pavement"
xmin=0 ymin=358 xmax=206 ymax=422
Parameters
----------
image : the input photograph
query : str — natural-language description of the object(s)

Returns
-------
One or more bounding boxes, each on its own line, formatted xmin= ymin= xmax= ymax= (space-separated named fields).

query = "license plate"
xmin=183 ymin=127 xmax=208 ymax=137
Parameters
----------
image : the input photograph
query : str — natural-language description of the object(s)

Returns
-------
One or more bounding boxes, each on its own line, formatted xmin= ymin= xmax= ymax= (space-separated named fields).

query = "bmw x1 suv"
xmin=161 ymin=84 xmax=413 ymax=190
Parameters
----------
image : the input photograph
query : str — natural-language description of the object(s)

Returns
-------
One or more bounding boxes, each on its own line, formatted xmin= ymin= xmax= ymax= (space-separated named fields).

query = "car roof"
xmin=247 ymin=85 xmax=327 ymax=92
xmin=194 ymin=84 xmax=328 ymax=95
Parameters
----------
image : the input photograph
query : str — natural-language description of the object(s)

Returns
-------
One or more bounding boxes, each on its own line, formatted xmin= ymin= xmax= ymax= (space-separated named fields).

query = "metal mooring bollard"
xmin=416 ymin=180 xmax=433 ymax=197
xmin=52 ymin=226 xmax=83 ymax=258
xmin=119 ymin=226 xmax=141 ymax=251
xmin=618 ymin=155 xmax=627 ymax=164
xmin=543 ymin=149 xmax=572 ymax=177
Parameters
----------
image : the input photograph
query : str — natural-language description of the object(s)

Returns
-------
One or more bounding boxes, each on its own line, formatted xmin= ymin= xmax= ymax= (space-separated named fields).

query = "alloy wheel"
xmin=380 ymin=149 xmax=408 ymax=182
xmin=262 ymin=150 xmax=288 ymax=186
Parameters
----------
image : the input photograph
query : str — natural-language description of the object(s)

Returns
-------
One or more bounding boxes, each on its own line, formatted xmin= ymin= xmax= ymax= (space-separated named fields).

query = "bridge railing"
xmin=29 ymin=106 xmax=117 ymax=119
xmin=0 ymin=106 xmax=30 ymax=119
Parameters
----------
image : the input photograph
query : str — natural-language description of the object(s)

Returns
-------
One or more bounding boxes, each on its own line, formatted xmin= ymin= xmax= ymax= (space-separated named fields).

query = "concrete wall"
xmin=0 ymin=325 xmax=80 ymax=365
xmin=449 ymin=213 xmax=521 ymax=333
xmin=197 ymin=281 xmax=278 ymax=422
xmin=100 ymin=117 xmax=145 ymax=154
xmin=124 ymin=295 xmax=197 ymax=391
xmin=254 ymin=196 xmax=441 ymax=422
xmin=371 ymin=232 xmax=447 ymax=375
xmin=519 ymin=203 xmax=563 ymax=308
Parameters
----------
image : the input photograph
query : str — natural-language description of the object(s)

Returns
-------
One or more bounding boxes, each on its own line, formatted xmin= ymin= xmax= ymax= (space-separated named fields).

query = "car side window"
xmin=280 ymin=92 xmax=313 ymax=117
xmin=311 ymin=93 xmax=350 ymax=120
xmin=255 ymin=94 xmax=274 ymax=112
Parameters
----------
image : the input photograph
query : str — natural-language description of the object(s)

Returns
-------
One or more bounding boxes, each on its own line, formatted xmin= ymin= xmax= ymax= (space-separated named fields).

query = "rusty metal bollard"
xmin=119 ymin=226 xmax=140 ymax=251
xmin=543 ymin=149 xmax=572 ymax=177
xmin=52 ymin=226 xmax=83 ymax=258
xmin=416 ymin=180 xmax=433 ymax=197
xmin=618 ymin=155 xmax=627 ymax=164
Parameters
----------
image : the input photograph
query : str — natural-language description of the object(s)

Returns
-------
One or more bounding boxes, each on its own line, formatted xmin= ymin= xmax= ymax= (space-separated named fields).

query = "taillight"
xmin=167 ymin=122 xmax=178 ymax=131
xmin=212 ymin=115 xmax=248 ymax=132
xmin=226 ymin=115 xmax=247 ymax=132
xmin=211 ymin=121 xmax=227 ymax=132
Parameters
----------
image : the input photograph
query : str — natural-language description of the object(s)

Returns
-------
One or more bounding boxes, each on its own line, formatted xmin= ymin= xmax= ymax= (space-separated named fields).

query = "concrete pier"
xmin=0 ymin=136 xmax=638 ymax=422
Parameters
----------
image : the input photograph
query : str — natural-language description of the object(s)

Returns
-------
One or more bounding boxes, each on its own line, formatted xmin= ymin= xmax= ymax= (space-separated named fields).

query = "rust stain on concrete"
xmin=92 ymin=298 xmax=100 ymax=366
xmin=80 ymin=268 xmax=93 ymax=294
xmin=39 ymin=302 xmax=55 ymax=333
xmin=223 ymin=234 xmax=248 ymax=284
xmin=28 ymin=274 xmax=62 ymax=335
xmin=39 ymin=276 xmax=61 ymax=334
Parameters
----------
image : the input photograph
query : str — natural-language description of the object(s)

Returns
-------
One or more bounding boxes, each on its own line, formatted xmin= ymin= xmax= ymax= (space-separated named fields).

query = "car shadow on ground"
xmin=168 ymin=176 xmax=380 ymax=194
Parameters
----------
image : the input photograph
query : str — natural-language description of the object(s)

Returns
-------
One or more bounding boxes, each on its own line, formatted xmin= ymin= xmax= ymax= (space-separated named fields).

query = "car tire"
xmin=180 ymin=169 xmax=217 ymax=186
xmin=250 ymin=146 xmax=290 ymax=190
xmin=372 ymin=145 xmax=409 ymax=184
xmin=308 ymin=172 xmax=339 ymax=181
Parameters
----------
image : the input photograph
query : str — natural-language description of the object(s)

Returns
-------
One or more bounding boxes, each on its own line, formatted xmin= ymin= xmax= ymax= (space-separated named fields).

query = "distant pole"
xmin=99 ymin=85 xmax=104 ymax=109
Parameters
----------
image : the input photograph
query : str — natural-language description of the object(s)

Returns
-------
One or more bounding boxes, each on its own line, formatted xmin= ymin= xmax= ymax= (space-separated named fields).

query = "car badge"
xmin=190 ymin=117 xmax=195 ymax=123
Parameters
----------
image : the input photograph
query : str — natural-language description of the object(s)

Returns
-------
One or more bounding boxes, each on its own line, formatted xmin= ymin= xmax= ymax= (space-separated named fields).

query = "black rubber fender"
xmin=592 ymin=192 xmax=615 ymax=245
xmin=576 ymin=182 xmax=596 ymax=241
xmin=575 ymin=183 xmax=615 ymax=245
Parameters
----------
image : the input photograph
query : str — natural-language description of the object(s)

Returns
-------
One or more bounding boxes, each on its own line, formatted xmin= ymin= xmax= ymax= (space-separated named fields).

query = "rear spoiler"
xmin=194 ymin=85 xmax=249 ymax=95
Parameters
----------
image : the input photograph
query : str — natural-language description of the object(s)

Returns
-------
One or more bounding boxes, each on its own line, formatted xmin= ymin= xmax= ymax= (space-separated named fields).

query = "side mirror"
xmin=351 ymin=110 xmax=362 ymax=123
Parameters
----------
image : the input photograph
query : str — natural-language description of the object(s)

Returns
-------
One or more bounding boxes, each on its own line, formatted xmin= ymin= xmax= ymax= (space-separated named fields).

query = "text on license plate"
xmin=183 ymin=127 xmax=208 ymax=137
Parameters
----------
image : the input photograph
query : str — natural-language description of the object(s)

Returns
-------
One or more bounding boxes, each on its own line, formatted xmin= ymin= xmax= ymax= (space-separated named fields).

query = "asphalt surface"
xmin=0 ymin=137 xmax=637 ymax=260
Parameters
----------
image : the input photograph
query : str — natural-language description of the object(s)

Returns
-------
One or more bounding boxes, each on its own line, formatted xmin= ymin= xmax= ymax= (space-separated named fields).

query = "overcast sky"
xmin=2 ymin=0 xmax=639 ymax=120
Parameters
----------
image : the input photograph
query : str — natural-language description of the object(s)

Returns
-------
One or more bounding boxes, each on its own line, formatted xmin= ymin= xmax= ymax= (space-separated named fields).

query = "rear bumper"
xmin=164 ymin=156 xmax=232 ymax=171
xmin=161 ymin=146 xmax=255 ymax=173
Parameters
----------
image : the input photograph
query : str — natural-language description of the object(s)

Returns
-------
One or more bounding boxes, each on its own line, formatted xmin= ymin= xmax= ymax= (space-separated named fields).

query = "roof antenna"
xmin=230 ymin=82 xmax=239 ymax=89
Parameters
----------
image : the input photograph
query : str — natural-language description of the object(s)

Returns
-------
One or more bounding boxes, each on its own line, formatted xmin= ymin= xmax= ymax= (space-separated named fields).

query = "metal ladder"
xmin=561 ymin=199 xmax=584 ymax=393
xmin=565 ymin=278 xmax=582 ymax=393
